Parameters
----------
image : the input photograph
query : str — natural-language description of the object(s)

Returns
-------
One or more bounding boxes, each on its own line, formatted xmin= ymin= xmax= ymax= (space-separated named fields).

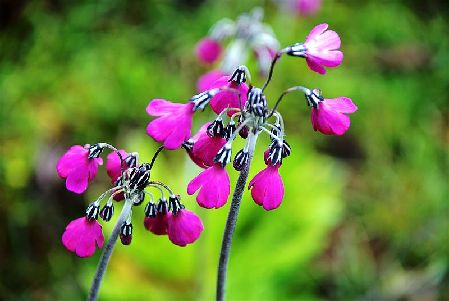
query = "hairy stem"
xmin=88 ymin=198 xmax=133 ymax=301
xmin=216 ymin=131 xmax=259 ymax=301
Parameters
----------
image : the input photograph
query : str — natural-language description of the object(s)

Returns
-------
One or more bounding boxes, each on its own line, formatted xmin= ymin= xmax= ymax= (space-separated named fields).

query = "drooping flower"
xmin=304 ymin=23 xmax=343 ymax=74
xmin=295 ymin=0 xmax=321 ymax=16
xmin=61 ymin=217 xmax=104 ymax=257
xmin=57 ymin=145 xmax=103 ymax=194
xmin=197 ymin=70 xmax=227 ymax=92
xmin=106 ymin=149 xmax=128 ymax=183
xmin=311 ymin=97 xmax=357 ymax=135
xmin=187 ymin=123 xmax=227 ymax=168
xmin=208 ymin=75 xmax=249 ymax=116
xmin=196 ymin=37 xmax=222 ymax=64
xmin=167 ymin=209 xmax=204 ymax=247
xmin=144 ymin=214 xmax=170 ymax=235
xmin=146 ymin=99 xmax=195 ymax=150
xmin=248 ymin=162 xmax=284 ymax=211
xmin=187 ymin=164 xmax=230 ymax=209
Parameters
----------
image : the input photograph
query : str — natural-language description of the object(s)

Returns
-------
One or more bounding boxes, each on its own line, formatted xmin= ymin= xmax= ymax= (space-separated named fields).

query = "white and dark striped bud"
xmin=238 ymin=116 xmax=249 ymax=139
xmin=246 ymin=87 xmax=267 ymax=117
xmin=157 ymin=199 xmax=168 ymax=215
xmin=207 ymin=117 xmax=225 ymax=137
xmin=225 ymin=120 xmax=237 ymax=140
xmin=214 ymin=143 xmax=232 ymax=167
xmin=229 ymin=66 xmax=247 ymax=85
xmin=124 ymin=153 xmax=138 ymax=168
xmin=133 ymin=191 xmax=145 ymax=206
xmin=270 ymin=123 xmax=282 ymax=141
xmin=190 ymin=88 xmax=220 ymax=112
xmin=144 ymin=202 xmax=157 ymax=217
xmin=282 ymin=140 xmax=291 ymax=158
xmin=305 ymin=88 xmax=323 ymax=109
xmin=168 ymin=195 xmax=184 ymax=215
xmin=88 ymin=143 xmax=105 ymax=159
xmin=120 ymin=221 xmax=133 ymax=245
xmin=129 ymin=164 xmax=151 ymax=190
xmin=85 ymin=203 xmax=100 ymax=221
xmin=285 ymin=43 xmax=306 ymax=58
xmin=99 ymin=202 xmax=114 ymax=222
xmin=233 ymin=149 xmax=249 ymax=171
xmin=268 ymin=140 xmax=283 ymax=165
xmin=182 ymin=140 xmax=194 ymax=152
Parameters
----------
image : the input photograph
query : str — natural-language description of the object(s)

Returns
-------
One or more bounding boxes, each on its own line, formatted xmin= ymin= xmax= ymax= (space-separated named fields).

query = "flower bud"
xmin=233 ymin=149 xmax=249 ymax=171
xmin=99 ymin=202 xmax=114 ymax=222
xmin=120 ymin=221 xmax=133 ymax=245
xmin=85 ymin=203 xmax=100 ymax=221
xmin=229 ymin=65 xmax=247 ymax=85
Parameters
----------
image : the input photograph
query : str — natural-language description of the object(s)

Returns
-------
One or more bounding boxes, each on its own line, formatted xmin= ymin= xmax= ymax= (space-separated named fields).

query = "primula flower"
xmin=208 ymin=75 xmax=249 ymax=115
xmin=57 ymin=145 xmax=103 ymax=194
xmin=187 ymin=164 xmax=230 ymax=209
xmin=187 ymin=123 xmax=227 ymax=169
xmin=106 ymin=149 xmax=128 ymax=182
xmin=295 ymin=0 xmax=321 ymax=16
xmin=167 ymin=209 xmax=204 ymax=246
xmin=248 ymin=162 xmax=284 ymax=211
xmin=196 ymin=37 xmax=222 ymax=64
xmin=61 ymin=217 xmax=104 ymax=257
xmin=144 ymin=214 xmax=170 ymax=235
xmin=197 ymin=70 xmax=227 ymax=92
xmin=311 ymin=96 xmax=358 ymax=135
xmin=146 ymin=99 xmax=195 ymax=150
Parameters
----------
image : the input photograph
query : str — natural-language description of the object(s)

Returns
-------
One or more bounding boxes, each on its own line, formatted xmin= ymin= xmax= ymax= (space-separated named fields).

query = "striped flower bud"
xmin=99 ymin=202 xmax=114 ymax=222
xmin=85 ymin=203 xmax=100 ymax=221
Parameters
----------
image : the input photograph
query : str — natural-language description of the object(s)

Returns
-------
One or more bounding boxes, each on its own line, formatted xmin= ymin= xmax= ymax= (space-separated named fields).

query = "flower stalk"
xmin=88 ymin=197 xmax=134 ymax=301
xmin=216 ymin=131 xmax=259 ymax=301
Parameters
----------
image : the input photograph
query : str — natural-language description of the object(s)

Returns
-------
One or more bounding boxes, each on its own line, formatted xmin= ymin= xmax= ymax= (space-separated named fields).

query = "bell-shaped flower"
xmin=61 ymin=217 xmax=104 ymax=257
xmin=304 ymin=23 xmax=343 ymax=74
xmin=106 ymin=149 xmax=128 ymax=183
xmin=187 ymin=164 xmax=230 ymax=209
xmin=208 ymin=75 xmax=249 ymax=116
xmin=167 ymin=209 xmax=204 ymax=247
xmin=146 ymin=99 xmax=194 ymax=150
xmin=197 ymin=70 xmax=227 ymax=92
xmin=311 ymin=97 xmax=357 ymax=135
xmin=187 ymin=123 xmax=227 ymax=169
xmin=196 ymin=37 xmax=222 ymax=64
xmin=144 ymin=213 xmax=171 ymax=235
xmin=248 ymin=159 xmax=284 ymax=211
xmin=57 ymin=145 xmax=103 ymax=194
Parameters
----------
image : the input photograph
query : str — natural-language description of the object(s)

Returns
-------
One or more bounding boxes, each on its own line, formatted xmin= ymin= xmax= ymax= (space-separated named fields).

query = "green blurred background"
xmin=1 ymin=0 xmax=448 ymax=300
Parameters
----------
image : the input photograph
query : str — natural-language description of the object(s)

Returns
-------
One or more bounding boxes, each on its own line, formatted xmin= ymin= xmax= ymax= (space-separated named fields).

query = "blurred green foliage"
xmin=0 ymin=0 xmax=448 ymax=300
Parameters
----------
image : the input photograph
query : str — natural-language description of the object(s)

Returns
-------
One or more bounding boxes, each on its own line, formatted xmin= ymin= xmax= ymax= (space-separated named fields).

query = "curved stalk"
xmin=216 ymin=131 xmax=259 ymax=301
xmin=87 ymin=198 xmax=134 ymax=301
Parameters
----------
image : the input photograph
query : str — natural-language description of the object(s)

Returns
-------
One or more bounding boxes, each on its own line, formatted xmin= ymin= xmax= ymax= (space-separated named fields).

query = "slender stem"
xmin=87 ymin=198 xmax=134 ymax=301
xmin=216 ymin=131 xmax=259 ymax=301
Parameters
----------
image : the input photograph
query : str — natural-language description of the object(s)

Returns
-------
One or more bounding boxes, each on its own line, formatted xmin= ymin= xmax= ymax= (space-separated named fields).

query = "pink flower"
xmin=146 ymin=99 xmax=194 ymax=150
xmin=144 ymin=214 xmax=170 ymax=235
xmin=208 ymin=76 xmax=249 ymax=116
xmin=188 ymin=123 xmax=227 ymax=169
xmin=167 ymin=209 xmax=204 ymax=246
xmin=187 ymin=164 xmax=230 ymax=209
xmin=197 ymin=70 xmax=227 ymax=92
xmin=106 ymin=149 xmax=128 ymax=183
xmin=248 ymin=163 xmax=284 ymax=211
xmin=61 ymin=217 xmax=104 ymax=257
xmin=304 ymin=23 xmax=343 ymax=74
xmin=311 ymin=97 xmax=357 ymax=135
xmin=295 ymin=0 xmax=321 ymax=16
xmin=196 ymin=37 xmax=222 ymax=64
xmin=57 ymin=145 xmax=103 ymax=194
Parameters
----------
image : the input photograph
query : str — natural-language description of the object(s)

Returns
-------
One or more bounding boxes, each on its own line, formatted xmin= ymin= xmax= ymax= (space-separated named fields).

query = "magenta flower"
xmin=146 ymin=99 xmax=195 ymax=150
xmin=61 ymin=217 xmax=104 ymax=257
xmin=196 ymin=37 xmax=222 ymax=64
xmin=187 ymin=164 xmax=230 ymax=209
xmin=248 ymin=162 xmax=284 ymax=211
xmin=167 ymin=209 xmax=204 ymax=247
xmin=106 ymin=149 xmax=128 ymax=183
xmin=57 ymin=145 xmax=103 ymax=194
xmin=144 ymin=214 xmax=170 ymax=235
xmin=304 ymin=23 xmax=343 ymax=74
xmin=295 ymin=0 xmax=321 ymax=16
xmin=208 ymin=75 xmax=249 ymax=116
xmin=311 ymin=97 xmax=357 ymax=135
xmin=197 ymin=70 xmax=227 ymax=92
xmin=187 ymin=123 xmax=227 ymax=169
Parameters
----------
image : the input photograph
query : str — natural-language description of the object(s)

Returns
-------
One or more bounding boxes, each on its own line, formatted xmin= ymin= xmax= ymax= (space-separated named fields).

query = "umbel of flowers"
xmin=196 ymin=7 xmax=280 ymax=92
xmin=147 ymin=23 xmax=357 ymax=300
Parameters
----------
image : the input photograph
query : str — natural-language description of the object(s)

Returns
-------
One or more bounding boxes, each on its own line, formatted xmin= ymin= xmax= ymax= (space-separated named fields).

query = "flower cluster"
xmin=57 ymin=144 xmax=203 ymax=257
xmin=196 ymin=8 xmax=280 ymax=92
xmin=147 ymin=24 xmax=357 ymax=212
